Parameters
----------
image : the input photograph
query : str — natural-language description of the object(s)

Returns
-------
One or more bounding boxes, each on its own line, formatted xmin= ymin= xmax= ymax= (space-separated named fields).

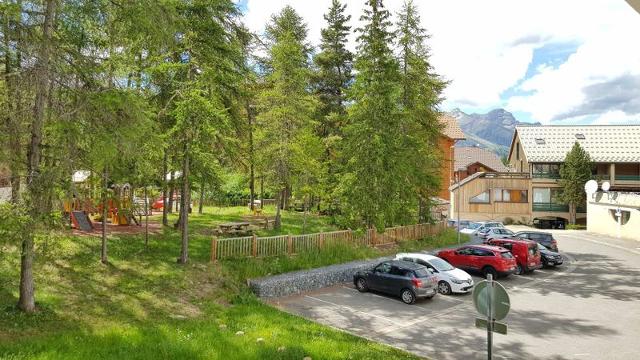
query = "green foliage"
xmin=559 ymin=142 xmax=592 ymax=223
xmin=339 ymin=0 xmax=444 ymax=229
xmin=566 ymin=224 xmax=586 ymax=230
xmin=256 ymin=12 xmax=321 ymax=204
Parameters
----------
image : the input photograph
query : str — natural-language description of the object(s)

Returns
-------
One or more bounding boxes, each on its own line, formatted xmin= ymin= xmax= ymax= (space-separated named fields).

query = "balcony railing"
xmin=532 ymin=203 xmax=569 ymax=212
xmin=532 ymin=172 xmax=561 ymax=179
xmin=615 ymin=175 xmax=640 ymax=181
xmin=592 ymin=174 xmax=610 ymax=180
xmin=532 ymin=203 xmax=585 ymax=213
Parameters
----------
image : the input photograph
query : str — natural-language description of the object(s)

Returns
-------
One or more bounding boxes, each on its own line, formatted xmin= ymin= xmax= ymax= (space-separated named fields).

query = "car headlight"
xmin=451 ymin=278 xmax=465 ymax=284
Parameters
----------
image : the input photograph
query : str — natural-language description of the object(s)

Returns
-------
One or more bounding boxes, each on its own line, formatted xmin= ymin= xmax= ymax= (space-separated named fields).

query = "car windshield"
xmin=467 ymin=222 xmax=482 ymax=229
xmin=429 ymin=258 xmax=454 ymax=272
xmin=537 ymin=243 xmax=547 ymax=250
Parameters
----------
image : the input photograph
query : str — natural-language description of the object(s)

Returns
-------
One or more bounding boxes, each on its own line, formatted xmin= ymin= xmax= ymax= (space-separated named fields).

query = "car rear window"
xmin=413 ymin=268 xmax=431 ymax=278
xmin=528 ymin=244 xmax=538 ymax=256
xmin=500 ymin=252 xmax=514 ymax=259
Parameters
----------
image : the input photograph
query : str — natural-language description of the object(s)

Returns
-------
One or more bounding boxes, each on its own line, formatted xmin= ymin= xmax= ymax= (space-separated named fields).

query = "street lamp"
xmin=455 ymin=167 xmax=466 ymax=244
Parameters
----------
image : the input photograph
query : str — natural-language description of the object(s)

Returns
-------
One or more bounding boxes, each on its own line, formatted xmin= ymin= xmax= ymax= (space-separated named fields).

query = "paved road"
xmin=271 ymin=230 xmax=640 ymax=360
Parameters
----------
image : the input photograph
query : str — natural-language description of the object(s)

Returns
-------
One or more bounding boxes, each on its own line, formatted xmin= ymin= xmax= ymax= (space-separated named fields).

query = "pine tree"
xmin=339 ymin=0 xmax=407 ymax=229
xmin=256 ymin=9 xmax=320 ymax=230
xmin=396 ymin=0 xmax=447 ymax=222
xmin=313 ymin=0 xmax=353 ymax=213
xmin=559 ymin=142 xmax=592 ymax=225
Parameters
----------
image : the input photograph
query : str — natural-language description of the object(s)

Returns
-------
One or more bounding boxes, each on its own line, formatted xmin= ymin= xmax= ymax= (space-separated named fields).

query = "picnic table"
xmin=217 ymin=222 xmax=252 ymax=235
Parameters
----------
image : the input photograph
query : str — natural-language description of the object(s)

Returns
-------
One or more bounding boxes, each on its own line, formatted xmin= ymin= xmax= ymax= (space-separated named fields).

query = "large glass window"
xmin=494 ymin=189 xmax=528 ymax=203
xmin=469 ymin=190 xmax=490 ymax=204
xmin=533 ymin=163 xmax=560 ymax=178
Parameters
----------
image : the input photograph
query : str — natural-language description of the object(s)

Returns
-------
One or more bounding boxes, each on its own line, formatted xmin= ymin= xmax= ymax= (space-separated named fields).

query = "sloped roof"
xmin=455 ymin=147 xmax=509 ymax=172
xmin=515 ymin=125 xmax=640 ymax=163
xmin=439 ymin=114 xmax=466 ymax=140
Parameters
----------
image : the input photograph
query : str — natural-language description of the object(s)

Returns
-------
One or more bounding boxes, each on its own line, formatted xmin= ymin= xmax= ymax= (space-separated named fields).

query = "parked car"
xmin=537 ymin=243 xmax=563 ymax=267
xmin=395 ymin=253 xmax=474 ymax=295
xmin=448 ymin=219 xmax=471 ymax=229
xmin=476 ymin=222 xmax=505 ymax=239
xmin=353 ymin=260 xmax=438 ymax=304
xmin=513 ymin=231 xmax=559 ymax=252
xmin=460 ymin=221 xmax=483 ymax=235
xmin=486 ymin=238 xmax=542 ymax=275
xmin=436 ymin=245 xmax=517 ymax=279
xmin=484 ymin=227 xmax=516 ymax=241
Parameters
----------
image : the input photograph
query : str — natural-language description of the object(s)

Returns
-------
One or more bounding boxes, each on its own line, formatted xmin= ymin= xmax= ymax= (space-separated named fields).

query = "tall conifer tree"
xmin=340 ymin=0 xmax=407 ymax=229
xmin=396 ymin=0 xmax=447 ymax=222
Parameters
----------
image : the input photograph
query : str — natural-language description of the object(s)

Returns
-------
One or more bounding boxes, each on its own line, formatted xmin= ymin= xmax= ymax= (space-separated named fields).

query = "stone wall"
xmin=248 ymin=256 xmax=393 ymax=299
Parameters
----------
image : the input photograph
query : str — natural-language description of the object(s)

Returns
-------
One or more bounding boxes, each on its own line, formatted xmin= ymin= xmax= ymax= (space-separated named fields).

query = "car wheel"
xmin=515 ymin=264 xmax=523 ymax=275
xmin=401 ymin=288 xmax=416 ymax=304
xmin=482 ymin=266 xmax=498 ymax=279
xmin=438 ymin=281 xmax=452 ymax=295
xmin=355 ymin=277 xmax=368 ymax=292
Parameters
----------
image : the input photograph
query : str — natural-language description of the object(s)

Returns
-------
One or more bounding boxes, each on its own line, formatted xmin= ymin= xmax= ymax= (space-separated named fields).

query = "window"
xmin=470 ymin=190 xmax=490 ymax=204
xmin=472 ymin=248 xmax=492 ymax=256
xmin=609 ymin=209 xmax=631 ymax=225
xmin=389 ymin=266 xmax=404 ymax=276
xmin=575 ymin=133 xmax=585 ymax=140
xmin=494 ymin=189 xmax=528 ymax=203
xmin=501 ymin=252 xmax=514 ymax=259
xmin=413 ymin=268 xmax=431 ymax=278
xmin=535 ymin=138 xmax=545 ymax=145
xmin=456 ymin=247 xmax=473 ymax=255
xmin=375 ymin=262 xmax=391 ymax=273
xmin=533 ymin=163 xmax=560 ymax=176
xmin=516 ymin=142 xmax=520 ymax=160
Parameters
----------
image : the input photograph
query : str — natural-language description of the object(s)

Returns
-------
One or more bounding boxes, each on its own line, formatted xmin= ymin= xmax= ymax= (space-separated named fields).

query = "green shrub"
xmin=567 ymin=224 xmax=586 ymax=230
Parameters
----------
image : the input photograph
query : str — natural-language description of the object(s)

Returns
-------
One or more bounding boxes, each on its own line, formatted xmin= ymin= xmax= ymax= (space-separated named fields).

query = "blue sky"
xmin=240 ymin=0 xmax=640 ymax=125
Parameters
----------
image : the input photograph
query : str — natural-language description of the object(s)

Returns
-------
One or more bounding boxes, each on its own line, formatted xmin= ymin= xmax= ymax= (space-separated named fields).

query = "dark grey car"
xmin=353 ymin=260 xmax=438 ymax=304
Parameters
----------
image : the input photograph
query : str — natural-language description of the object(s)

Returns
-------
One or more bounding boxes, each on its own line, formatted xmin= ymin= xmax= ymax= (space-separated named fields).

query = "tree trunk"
xmin=101 ymin=167 xmax=108 ymax=264
xmin=19 ymin=0 xmax=56 ymax=314
xmin=168 ymin=164 xmax=175 ymax=213
xmin=162 ymin=149 xmax=168 ymax=226
xmin=260 ymin=176 xmax=264 ymax=209
xmin=274 ymin=188 xmax=283 ymax=230
xmin=569 ymin=203 xmax=577 ymax=225
xmin=144 ymin=186 xmax=149 ymax=249
xmin=302 ymin=195 xmax=308 ymax=234
xmin=198 ymin=180 xmax=205 ymax=214
xmin=247 ymin=101 xmax=255 ymax=211
xmin=178 ymin=143 xmax=190 ymax=264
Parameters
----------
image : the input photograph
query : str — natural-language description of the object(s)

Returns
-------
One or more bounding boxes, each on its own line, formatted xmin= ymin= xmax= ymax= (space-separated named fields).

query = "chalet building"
xmin=450 ymin=125 xmax=640 ymax=227
xmin=437 ymin=115 xmax=466 ymax=201
xmin=454 ymin=147 xmax=509 ymax=181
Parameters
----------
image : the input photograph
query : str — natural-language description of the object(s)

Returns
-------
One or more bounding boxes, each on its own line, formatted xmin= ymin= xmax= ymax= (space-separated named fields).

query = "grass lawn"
xmin=0 ymin=207 xmax=463 ymax=359
xmin=156 ymin=205 xmax=340 ymax=237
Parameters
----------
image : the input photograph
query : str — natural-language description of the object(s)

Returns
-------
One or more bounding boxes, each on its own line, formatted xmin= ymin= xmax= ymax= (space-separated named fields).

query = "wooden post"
xmin=287 ymin=234 xmax=293 ymax=254
xmin=372 ymin=229 xmax=377 ymax=247
xmin=319 ymin=233 xmax=325 ymax=249
xmin=210 ymin=237 xmax=217 ymax=262
xmin=252 ymin=234 xmax=257 ymax=257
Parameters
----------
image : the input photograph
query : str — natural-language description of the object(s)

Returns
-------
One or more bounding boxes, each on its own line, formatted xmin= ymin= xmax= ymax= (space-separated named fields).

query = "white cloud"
xmin=242 ymin=0 xmax=640 ymax=124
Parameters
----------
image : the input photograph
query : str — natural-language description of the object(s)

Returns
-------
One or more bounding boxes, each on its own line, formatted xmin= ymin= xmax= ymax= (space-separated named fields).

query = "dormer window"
xmin=575 ymin=133 xmax=585 ymax=140
xmin=535 ymin=138 xmax=545 ymax=145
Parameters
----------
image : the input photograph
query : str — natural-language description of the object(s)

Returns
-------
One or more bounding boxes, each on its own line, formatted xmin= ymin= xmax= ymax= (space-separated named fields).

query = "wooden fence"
xmin=210 ymin=221 xmax=446 ymax=261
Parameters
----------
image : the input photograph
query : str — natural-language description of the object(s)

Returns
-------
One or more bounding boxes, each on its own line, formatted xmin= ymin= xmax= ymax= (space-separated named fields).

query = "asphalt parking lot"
xmin=271 ymin=230 xmax=640 ymax=360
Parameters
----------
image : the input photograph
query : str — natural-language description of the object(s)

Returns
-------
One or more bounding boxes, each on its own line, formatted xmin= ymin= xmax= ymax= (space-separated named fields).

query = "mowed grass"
xmin=156 ymin=205 xmax=340 ymax=237
xmin=0 ymin=207 xmax=462 ymax=359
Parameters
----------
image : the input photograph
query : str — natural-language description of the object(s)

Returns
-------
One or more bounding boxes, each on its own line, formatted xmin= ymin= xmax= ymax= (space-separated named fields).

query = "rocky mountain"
xmin=449 ymin=108 xmax=539 ymax=158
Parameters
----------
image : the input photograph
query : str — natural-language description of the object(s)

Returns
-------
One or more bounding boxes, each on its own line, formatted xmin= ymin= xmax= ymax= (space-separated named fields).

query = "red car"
xmin=437 ymin=245 xmax=517 ymax=279
xmin=487 ymin=238 xmax=542 ymax=275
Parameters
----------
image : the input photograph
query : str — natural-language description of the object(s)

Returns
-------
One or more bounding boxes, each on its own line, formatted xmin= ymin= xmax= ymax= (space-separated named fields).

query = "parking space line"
xmin=304 ymin=295 xmax=405 ymax=327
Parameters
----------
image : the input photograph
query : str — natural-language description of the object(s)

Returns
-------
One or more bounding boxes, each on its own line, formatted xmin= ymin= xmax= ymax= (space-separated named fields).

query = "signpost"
xmin=472 ymin=274 xmax=510 ymax=360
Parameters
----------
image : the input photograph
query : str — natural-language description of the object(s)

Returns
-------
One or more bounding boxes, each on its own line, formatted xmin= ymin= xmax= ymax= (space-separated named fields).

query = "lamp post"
xmin=456 ymin=171 xmax=461 ymax=244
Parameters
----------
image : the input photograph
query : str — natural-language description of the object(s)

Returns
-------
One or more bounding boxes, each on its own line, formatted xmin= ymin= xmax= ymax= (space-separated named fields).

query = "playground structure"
xmin=63 ymin=181 xmax=148 ymax=231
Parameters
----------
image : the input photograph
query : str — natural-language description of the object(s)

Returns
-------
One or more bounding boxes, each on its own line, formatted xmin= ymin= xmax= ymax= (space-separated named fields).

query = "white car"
xmin=395 ymin=253 xmax=474 ymax=295
xmin=460 ymin=221 xmax=483 ymax=235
